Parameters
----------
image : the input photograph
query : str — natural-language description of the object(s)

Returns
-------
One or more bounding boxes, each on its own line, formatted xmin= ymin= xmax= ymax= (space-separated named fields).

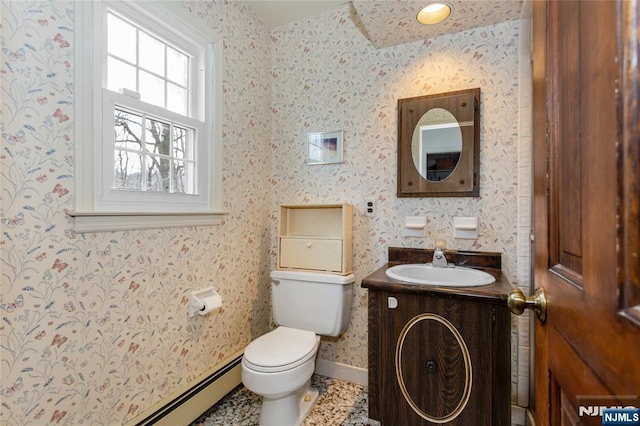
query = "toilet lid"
xmin=243 ymin=327 xmax=318 ymax=373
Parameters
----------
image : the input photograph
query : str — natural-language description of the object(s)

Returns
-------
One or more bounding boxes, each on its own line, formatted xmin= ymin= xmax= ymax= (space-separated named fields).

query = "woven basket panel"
xmin=279 ymin=238 xmax=343 ymax=272
xmin=286 ymin=208 xmax=342 ymax=238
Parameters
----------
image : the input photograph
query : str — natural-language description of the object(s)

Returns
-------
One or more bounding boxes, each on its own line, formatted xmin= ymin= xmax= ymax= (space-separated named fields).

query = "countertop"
xmin=361 ymin=248 xmax=514 ymax=305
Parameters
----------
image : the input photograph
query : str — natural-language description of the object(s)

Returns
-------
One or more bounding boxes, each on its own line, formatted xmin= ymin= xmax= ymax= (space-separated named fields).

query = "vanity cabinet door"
xmin=368 ymin=291 xmax=510 ymax=426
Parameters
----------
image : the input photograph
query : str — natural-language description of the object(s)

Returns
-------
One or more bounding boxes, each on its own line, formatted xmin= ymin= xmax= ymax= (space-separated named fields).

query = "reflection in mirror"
xmin=411 ymin=108 xmax=462 ymax=182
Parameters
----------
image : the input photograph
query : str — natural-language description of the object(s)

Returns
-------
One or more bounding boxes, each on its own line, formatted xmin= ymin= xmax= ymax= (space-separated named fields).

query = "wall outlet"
xmin=366 ymin=200 xmax=374 ymax=214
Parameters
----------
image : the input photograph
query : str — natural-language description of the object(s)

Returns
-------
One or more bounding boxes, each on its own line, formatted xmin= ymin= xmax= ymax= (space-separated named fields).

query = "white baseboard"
xmin=315 ymin=359 xmax=368 ymax=387
xmin=512 ymin=404 xmax=526 ymax=426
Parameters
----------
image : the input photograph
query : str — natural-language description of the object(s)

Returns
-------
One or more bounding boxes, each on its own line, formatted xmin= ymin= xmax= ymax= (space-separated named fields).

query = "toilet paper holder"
xmin=189 ymin=287 xmax=222 ymax=317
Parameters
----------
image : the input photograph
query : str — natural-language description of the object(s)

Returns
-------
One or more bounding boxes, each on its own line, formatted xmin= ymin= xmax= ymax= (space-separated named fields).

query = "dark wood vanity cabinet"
xmin=367 ymin=289 xmax=511 ymax=426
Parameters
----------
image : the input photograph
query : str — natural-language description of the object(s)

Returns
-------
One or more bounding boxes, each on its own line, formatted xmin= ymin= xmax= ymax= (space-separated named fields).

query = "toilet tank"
xmin=270 ymin=270 xmax=354 ymax=337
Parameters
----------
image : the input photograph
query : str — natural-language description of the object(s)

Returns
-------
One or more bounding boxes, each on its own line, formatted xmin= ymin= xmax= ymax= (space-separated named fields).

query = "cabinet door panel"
xmin=380 ymin=293 xmax=492 ymax=425
xmin=278 ymin=237 xmax=342 ymax=272
xmin=396 ymin=314 xmax=469 ymax=419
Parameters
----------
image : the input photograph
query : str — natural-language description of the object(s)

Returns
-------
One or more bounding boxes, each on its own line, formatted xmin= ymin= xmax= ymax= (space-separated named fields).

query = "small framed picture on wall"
xmin=307 ymin=131 xmax=344 ymax=165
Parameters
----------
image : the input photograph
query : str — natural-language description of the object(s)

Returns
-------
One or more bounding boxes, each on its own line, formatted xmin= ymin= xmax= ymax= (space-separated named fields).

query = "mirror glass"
xmin=411 ymin=108 xmax=462 ymax=182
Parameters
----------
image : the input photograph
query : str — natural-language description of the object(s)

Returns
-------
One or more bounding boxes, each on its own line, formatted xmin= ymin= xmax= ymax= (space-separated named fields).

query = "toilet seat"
xmin=243 ymin=327 xmax=319 ymax=373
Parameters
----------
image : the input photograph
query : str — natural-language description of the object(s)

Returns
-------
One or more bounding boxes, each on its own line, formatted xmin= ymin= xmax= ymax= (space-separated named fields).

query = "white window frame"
xmin=72 ymin=0 xmax=225 ymax=232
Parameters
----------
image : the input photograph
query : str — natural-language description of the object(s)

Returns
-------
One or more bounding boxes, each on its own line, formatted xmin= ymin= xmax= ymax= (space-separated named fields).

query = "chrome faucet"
xmin=431 ymin=240 xmax=449 ymax=268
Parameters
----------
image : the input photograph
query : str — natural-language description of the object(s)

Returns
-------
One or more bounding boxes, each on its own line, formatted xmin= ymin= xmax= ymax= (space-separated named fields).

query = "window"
xmin=73 ymin=1 xmax=224 ymax=231
xmin=105 ymin=8 xmax=200 ymax=198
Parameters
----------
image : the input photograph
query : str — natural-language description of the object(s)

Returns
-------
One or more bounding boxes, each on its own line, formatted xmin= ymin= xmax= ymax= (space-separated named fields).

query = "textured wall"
xmin=0 ymin=1 xmax=273 ymax=424
xmin=1 ymin=1 xmax=525 ymax=423
xmin=270 ymin=4 xmax=520 ymax=382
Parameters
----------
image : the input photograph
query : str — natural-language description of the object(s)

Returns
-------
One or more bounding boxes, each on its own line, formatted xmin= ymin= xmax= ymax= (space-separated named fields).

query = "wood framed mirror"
xmin=397 ymin=88 xmax=480 ymax=197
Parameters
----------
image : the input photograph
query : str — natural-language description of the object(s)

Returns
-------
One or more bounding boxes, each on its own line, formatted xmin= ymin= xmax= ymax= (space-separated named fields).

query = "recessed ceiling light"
xmin=416 ymin=2 xmax=452 ymax=25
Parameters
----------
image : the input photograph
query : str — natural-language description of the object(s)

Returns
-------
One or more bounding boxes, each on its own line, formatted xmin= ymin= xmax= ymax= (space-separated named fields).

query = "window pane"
xmin=167 ymin=83 xmax=188 ymax=116
xmin=167 ymin=47 xmax=188 ymax=86
xmin=107 ymin=13 xmax=136 ymax=63
xmin=114 ymin=150 xmax=142 ymax=190
xmin=139 ymin=70 xmax=165 ymax=108
xmin=139 ymin=31 xmax=165 ymax=76
xmin=145 ymin=117 xmax=170 ymax=155
xmin=108 ymin=57 xmax=137 ymax=93
xmin=114 ymin=109 xmax=143 ymax=151
xmin=146 ymin=156 xmax=170 ymax=192
xmin=172 ymin=126 xmax=192 ymax=160
xmin=172 ymin=160 xmax=192 ymax=194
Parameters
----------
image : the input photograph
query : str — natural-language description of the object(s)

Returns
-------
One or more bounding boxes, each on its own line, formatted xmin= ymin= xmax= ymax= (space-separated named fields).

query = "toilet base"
xmin=258 ymin=379 xmax=319 ymax=426
xmin=296 ymin=386 xmax=319 ymax=426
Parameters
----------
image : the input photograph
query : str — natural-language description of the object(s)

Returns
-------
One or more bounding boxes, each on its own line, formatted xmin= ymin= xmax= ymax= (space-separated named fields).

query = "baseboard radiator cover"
xmin=126 ymin=351 xmax=243 ymax=426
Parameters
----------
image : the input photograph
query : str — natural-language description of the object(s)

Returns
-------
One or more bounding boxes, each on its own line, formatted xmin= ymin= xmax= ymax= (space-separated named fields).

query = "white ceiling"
xmin=242 ymin=0 xmax=525 ymax=49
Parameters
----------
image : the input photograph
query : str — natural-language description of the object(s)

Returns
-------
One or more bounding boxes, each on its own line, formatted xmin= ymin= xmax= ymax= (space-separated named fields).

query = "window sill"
xmin=67 ymin=210 xmax=227 ymax=232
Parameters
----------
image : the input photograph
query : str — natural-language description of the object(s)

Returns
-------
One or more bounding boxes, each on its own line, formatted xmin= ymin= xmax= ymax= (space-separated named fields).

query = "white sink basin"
xmin=385 ymin=264 xmax=496 ymax=287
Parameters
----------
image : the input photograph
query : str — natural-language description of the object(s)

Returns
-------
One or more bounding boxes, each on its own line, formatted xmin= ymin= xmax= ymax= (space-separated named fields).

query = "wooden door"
xmin=531 ymin=0 xmax=640 ymax=425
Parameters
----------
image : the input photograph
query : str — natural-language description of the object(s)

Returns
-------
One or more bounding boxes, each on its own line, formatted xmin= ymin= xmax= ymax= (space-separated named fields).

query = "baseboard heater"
xmin=126 ymin=352 xmax=243 ymax=426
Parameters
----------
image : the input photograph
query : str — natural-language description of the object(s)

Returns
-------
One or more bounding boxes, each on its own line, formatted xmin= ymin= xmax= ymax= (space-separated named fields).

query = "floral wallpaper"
xmin=2 ymin=0 xmax=526 ymax=424
xmin=270 ymin=5 xmax=521 ymax=399
xmin=1 ymin=1 xmax=274 ymax=424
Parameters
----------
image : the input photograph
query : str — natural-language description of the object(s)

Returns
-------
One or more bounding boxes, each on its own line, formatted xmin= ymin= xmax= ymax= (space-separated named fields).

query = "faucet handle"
xmin=431 ymin=240 xmax=449 ymax=267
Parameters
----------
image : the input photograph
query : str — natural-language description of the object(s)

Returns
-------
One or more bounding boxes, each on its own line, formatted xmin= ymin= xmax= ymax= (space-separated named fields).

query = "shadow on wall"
xmin=250 ymin=227 xmax=275 ymax=340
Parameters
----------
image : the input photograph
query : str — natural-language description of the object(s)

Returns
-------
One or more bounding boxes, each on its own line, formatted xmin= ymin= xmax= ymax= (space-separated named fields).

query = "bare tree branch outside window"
xmin=113 ymin=108 xmax=193 ymax=193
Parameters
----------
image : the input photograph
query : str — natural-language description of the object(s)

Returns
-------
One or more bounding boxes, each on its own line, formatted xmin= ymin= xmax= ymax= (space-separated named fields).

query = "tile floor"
xmin=191 ymin=374 xmax=380 ymax=426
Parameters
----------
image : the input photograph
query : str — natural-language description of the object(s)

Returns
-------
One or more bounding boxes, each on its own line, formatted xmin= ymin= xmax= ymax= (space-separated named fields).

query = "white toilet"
xmin=241 ymin=270 xmax=355 ymax=426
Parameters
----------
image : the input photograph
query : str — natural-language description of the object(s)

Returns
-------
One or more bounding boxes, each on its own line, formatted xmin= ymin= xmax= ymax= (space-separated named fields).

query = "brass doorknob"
xmin=507 ymin=287 xmax=547 ymax=323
